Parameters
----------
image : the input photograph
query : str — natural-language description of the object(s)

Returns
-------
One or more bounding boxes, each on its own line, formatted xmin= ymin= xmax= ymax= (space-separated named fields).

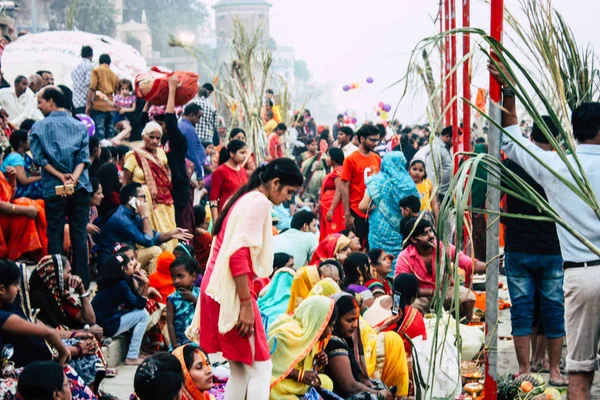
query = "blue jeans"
xmin=115 ymin=309 xmax=150 ymax=359
xmin=505 ymin=252 xmax=565 ymax=338
xmin=93 ymin=110 xmax=113 ymax=139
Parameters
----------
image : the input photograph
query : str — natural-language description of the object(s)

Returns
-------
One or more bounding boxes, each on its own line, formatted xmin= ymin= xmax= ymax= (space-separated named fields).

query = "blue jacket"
xmin=91 ymin=280 xmax=147 ymax=337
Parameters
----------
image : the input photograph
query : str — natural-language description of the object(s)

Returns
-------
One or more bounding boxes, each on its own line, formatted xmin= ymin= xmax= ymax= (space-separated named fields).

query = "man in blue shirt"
xmin=30 ymin=86 xmax=93 ymax=287
xmin=273 ymin=210 xmax=318 ymax=267
xmin=178 ymin=103 xmax=206 ymax=182
xmin=97 ymin=182 xmax=192 ymax=273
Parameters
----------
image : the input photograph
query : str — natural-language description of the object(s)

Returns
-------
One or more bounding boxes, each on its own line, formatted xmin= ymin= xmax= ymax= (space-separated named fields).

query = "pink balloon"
xmin=378 ymin=101 xmax=384 ymax=108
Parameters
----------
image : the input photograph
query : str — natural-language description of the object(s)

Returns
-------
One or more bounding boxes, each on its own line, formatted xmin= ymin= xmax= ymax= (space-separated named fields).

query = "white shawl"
xmin=205 ymin=191 xmax=274 ymax=334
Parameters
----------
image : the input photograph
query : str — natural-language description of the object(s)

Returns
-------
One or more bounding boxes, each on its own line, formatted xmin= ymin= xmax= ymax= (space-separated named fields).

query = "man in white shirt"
xmin=336 ymin=126 xmax=358 ymax=158
xmin=490 ymin=60 xmax=600 ymax=400
xmin=0 ymin=75 xmax=42 ymax=126
xmin=273 ymin=210 xmax=318 ymax=268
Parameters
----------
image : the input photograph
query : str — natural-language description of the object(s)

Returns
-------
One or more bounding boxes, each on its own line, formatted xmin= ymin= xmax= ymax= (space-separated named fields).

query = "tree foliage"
xmin=294 ymin=59 xmax=310 ymax=82
xmin=50 ymin=0 xmax=117 ymax=36
xmin=123 ymin=0 xmax=207 ymax=55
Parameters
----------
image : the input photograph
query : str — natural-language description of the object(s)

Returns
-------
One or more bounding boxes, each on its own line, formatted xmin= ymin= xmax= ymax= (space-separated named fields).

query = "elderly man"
xmin=0 ymin=75 xmax=42 ymax=126
xmin=28 ymin=74 xmax=42 ymax=94
xmin=30 ymin=86 xmax=92 ymax=287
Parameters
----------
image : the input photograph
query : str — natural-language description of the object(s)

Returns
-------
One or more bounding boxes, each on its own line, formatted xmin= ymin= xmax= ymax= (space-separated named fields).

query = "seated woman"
xmin=1 ymin=130 xmax=42 ymax=199
xmin=309 ymin=280 xmax=409 ymax=395
xmin=258 ymin=255 xmax=296 ymax=331
xmin=365 ymin=249 xmax=393 ymax=298
xmin=286 ymin=265 xmax=321 ymax=314
xmin=29 ymin=255 xmax=109 ymax=389
xmin=310 ymin=233 xmax=352 ymax=266
xmin=92 ymin=254 xmax=150 ymax=365
xmin=392 ymin=274 xmax=427 ymax=354
xmin=0 ymin=260 xmax=69 ymax=368
xmin=268 ymin=296 xmax=337 ymax=399
xmin=0 ymin=166 xmax=47 ymax=262
xmin=173 ymin=344 xmax=215 ymax=400
xmin=325 ymin=294 xmax=395 ymax=400
xmin=254 ymin=252 xmax=293 ymax=297
xmin=133 ymin=353 xmax=184 ymax=400
xmin=341 ymin=252 xmax=373 ymax=295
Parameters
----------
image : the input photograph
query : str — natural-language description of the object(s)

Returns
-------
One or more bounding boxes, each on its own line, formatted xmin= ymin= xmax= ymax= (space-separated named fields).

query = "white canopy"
xmin=1 ymin=30 xmax=147 ymax=87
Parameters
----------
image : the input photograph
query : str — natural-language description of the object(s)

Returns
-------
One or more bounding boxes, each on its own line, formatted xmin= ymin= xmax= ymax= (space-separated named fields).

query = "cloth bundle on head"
xmin=149 ymin=251 xmax=176 ymax=304
xmin=363 ymin=295 xmax=393 ymax=327
xmin=135 ymin=67 xmax=199 ymax=106
xmin=205 ymin=191 xmax=274 ymax=334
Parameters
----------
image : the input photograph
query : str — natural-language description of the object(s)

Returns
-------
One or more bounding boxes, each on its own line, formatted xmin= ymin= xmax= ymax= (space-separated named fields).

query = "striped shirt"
xmin=30 ymin=111 xmax=92 ymax=198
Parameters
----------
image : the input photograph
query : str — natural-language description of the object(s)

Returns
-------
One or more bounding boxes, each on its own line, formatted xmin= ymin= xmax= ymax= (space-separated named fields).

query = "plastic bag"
xmin=412 ymin=334 xmax=461 ymax=399
xmin=135 ymin=66 xmax=199 ymax=106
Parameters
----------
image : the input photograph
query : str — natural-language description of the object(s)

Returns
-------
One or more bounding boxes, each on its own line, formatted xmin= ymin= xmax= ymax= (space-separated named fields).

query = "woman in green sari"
xmin=257 ymin=261 xmax=296 ymax=331
xmin=299 ymin=138 xmax=326 ymax=201
xmin=268 ymin=296 xmax=337 ymax=399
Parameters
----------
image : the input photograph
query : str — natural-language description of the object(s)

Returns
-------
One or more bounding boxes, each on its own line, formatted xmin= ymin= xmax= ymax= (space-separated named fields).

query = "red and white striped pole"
xmin=450 ymin=0 xmax=459 ymax=156
xmin=444 ymin=0 xmax=451 ymax=127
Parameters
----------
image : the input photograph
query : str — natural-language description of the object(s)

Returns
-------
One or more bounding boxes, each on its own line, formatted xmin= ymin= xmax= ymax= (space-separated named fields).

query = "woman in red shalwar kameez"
xmin=199 ymin=158 xmax=303 ymax=400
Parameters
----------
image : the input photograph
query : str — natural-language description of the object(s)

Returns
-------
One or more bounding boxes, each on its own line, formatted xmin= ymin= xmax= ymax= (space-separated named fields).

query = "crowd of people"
xmin=0 ymin=41 xmax=596 ymax=400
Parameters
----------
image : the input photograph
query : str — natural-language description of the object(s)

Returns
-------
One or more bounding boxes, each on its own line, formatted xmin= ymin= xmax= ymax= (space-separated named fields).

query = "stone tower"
xmin=213 ymin=0 xmax=272 ymax=48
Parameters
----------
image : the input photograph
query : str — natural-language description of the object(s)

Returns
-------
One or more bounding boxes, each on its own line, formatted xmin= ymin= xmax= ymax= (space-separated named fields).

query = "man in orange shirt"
xmin=341 ymin=124 xmax=381 ymax=248
xmin=266 ymin=123 xmax=287 ymax=161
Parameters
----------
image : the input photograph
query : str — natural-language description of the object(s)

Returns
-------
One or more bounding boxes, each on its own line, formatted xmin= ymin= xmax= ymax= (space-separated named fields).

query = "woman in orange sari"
xmin=124 ymin=121 xmax=177 ymax=250
xmin=0 ymin=166 xmax=47 ymax=261
xmin=173 ymin=344 xmax=215 ymax=400
xmin=319 ymin=148 xmax=345 ymax=242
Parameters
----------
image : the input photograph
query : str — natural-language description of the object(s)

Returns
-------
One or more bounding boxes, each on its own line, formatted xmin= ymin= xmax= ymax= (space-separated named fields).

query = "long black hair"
xmin=218 ymin=139 xmax=247 ymax=166
xmin=97 ymin=254 xmax=131 ymax=290
xmin=393 ymin=273 xmax=419 ymax=327
xmin=341 ymin=252 xmax=371 ymax=290
xmin=17 ymin=361 xmax=65 ymax=400
xmin=0 ymin=259 xmax=20 ymax=288
xmin=134 ymin=352 xmax=183 ymax=400
xmin=213 ymin=158 xmax=304 ymax=236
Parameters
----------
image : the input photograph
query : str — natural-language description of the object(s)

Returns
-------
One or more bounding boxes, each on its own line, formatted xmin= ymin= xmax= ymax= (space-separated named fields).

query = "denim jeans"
xmin=92 ymin=110 xmax=113 ymax=139
xmin=505 ymin=251 xmax=565 ymax=338
xmin=45 ymin=189 xmax=91 ymax=288
xmin=115 ymin=309 xmax=150 ymax=359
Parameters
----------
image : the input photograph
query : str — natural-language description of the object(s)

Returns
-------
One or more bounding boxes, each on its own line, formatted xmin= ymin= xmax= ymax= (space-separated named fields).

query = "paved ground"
xmin=101 ymin=277 xmax=600 ymax=399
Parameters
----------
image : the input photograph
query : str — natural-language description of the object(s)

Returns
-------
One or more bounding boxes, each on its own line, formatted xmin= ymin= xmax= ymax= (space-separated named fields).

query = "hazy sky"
xmin=209 ymin=0 xmax=600 ymax=124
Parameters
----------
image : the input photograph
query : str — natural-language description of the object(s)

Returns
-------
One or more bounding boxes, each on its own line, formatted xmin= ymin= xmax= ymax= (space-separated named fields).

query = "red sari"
xmin=318 ymin=166 xmax=345 ymax=242
xmin=0 ymin=172 xmax=47 ymax=261
xmin=396 ymin=305 xmax=427 ymax=353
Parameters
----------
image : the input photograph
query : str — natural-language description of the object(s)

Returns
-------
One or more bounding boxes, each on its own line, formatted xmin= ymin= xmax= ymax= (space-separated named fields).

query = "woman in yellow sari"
xmin=308 ymin=278 xmax=409 ymax=395
xmin=268 ymin=296 xmax=337 ymax=399
xmin=123 ymin=122 xmax=177 ymax=251
xmin=286 ymin=265 xmax=321 ymax=314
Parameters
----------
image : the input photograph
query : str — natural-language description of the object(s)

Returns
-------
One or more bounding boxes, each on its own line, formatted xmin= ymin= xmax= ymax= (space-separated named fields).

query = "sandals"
xmin=548 ymin=377 xmax=569 ymax=387
xmin=105 ymin=367 xmax=118 ymax=378
xmin=530 ymin=361 xmax=549 ymax=373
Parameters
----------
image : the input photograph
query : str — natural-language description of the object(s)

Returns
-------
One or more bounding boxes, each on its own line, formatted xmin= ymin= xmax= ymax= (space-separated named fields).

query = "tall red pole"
xmin=444 ymin=0 xmax=450 ymax=127
xmin=450 ymin=0 xmax=459 ymax=155
xmin=462 ymin=0 xmax=471 ymax=153
xmin=440 ymin=0 xmax=444 ymax=120
xmin=485 ymin=0 xmax=504 ymax=399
